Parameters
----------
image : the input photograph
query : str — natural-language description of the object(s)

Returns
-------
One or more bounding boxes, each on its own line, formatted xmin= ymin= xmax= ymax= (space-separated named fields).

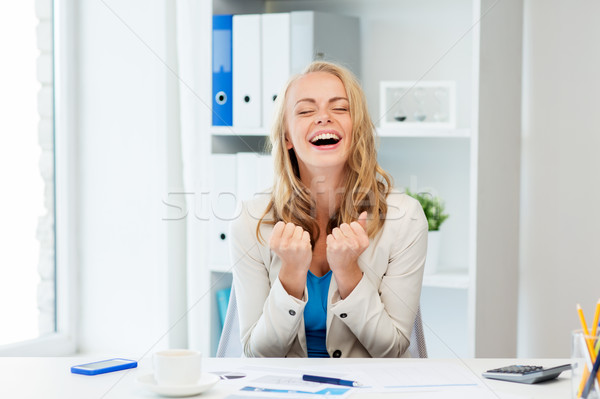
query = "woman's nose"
xmin=315 ymin=110 xmax=332 ymax=125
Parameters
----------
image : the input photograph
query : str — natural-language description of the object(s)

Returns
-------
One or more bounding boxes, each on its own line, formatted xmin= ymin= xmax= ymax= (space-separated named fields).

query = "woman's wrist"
xmin=279 ymin=263 xmax=308 ymax=300
xmin=333 ymin=263 xmax=363 ymax=299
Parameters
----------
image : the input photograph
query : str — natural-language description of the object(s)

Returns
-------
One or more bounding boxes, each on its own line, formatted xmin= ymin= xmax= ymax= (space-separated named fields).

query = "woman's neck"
xmin=301 ymin=170 xmax=346 ymax=221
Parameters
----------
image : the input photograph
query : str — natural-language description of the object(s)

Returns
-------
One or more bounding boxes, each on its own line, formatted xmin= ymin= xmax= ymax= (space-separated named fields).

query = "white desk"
xmin=0 ymin=357 xmax=571 ymax=398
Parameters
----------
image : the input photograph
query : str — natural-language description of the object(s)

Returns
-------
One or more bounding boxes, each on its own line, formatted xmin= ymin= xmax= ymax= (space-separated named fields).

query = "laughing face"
xmin=284 ymin=71 xmax=353 ymax=182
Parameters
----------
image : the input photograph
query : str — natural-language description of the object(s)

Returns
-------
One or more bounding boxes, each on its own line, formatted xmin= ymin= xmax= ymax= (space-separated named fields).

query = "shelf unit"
xmin=212 ymin=126 xmax=471 ymax=139
xmin=422 ymin=271 xmax=470 ymax=290
xmin=377 ymin=127 xmax=471 ymax=139
xmin=211 ymin=126 xmax=270 ymax=137
xmin=208 ymin=263 xmax=469 ymax=290
xmin=188 ymin=0 xmax=523 ymax=358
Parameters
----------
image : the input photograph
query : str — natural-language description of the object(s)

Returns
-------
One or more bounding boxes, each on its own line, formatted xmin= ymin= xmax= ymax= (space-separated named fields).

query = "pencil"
xmin=582 ymin=349 xmax=600 ymax=399
xmin=592 ymin=301 xmax=600 ymax=397
xmin=593 ymin=300 xmax=600 ymax=372
xmin=577 ymin=304 xmax=600 ymax=398
xmin=577 ymin=305 xmax=595 ymax=354
xmin=592 ymin=300 xmax=600 ymax=337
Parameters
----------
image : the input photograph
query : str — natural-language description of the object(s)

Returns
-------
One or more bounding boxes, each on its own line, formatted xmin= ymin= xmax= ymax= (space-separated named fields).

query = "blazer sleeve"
xmin=329 ymin=196 xmax=428 ymax=357
xmin=230 ymin=202 xmax=307 ymax=357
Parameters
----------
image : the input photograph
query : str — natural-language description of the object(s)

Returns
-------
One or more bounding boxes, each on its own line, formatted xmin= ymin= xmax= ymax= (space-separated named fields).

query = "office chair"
xmin=216 ymin=284 xmax=242 ymax=357
xmin=216 ymin=284 xmax=428 ymax=358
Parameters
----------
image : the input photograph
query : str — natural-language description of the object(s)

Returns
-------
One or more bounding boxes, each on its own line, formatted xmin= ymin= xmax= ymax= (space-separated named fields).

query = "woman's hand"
xmin=270 ymin=221 xmax=312 ymax=299
xmin=326 ymin=211 xmax=369 ymax=299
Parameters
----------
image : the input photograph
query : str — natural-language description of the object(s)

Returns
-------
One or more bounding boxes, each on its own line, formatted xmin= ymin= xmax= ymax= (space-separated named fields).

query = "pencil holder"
xmin=572 ymin=330 xmax=600 ymax=399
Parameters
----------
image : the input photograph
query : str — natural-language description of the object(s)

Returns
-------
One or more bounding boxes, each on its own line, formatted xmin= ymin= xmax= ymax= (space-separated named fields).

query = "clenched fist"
xmin=270 ymin=221 xmax=312 ymax=299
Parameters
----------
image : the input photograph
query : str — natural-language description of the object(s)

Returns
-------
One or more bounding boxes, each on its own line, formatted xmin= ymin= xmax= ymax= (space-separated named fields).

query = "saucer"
xmin=136 ymin=372 xmax=219 ymax=397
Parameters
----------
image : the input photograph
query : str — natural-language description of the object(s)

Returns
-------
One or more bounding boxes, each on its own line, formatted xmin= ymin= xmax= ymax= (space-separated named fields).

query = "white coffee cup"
xmin=153 ymin=349 xmax=202 ymax=386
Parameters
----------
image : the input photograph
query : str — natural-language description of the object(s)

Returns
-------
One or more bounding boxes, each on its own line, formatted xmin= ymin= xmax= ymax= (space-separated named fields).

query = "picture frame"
xmin=379 ymin=81 xmax=456 ymax=128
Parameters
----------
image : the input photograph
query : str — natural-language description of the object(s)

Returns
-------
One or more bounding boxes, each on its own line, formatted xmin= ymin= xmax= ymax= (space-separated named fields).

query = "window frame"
xmin=0 ymin=0 xmax=77 ymax=356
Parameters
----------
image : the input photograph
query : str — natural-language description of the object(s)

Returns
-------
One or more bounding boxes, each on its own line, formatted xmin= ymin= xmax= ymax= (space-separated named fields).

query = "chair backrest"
xmin=216 ymin=284 xmax=242 ymax=357
xmin=216 ymin=284 xmax=427 ymax=358
xmin=407 ymin=304 xmax=428 ymax=358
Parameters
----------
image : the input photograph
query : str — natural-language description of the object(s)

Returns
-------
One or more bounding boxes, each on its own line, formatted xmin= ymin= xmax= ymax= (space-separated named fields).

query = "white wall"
xmin=519 ymin=0 xmax=600 ymax=357
xmin=76 ymin=0 xmax=186 ymax=354
xmin=72 ymin=0 xmax=600 ymax=357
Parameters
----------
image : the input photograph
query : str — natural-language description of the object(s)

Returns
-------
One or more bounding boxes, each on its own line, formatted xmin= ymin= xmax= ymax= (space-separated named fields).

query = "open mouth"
xmin=309 ymin=132 xmax=341 ymax=147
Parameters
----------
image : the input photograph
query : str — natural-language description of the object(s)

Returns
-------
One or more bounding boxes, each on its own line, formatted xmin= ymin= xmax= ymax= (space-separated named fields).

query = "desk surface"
xmin=0 ymin=357 xmax=571 ymax=399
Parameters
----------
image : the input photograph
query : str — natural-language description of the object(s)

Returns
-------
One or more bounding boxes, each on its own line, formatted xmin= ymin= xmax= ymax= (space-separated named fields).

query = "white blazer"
xmin=229 ymin=190 xmax=428 ymax=358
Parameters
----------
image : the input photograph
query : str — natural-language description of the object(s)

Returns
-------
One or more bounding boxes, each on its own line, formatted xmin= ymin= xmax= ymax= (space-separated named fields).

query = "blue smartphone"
xmin=71 ymin=358 xmax=137 ymax=375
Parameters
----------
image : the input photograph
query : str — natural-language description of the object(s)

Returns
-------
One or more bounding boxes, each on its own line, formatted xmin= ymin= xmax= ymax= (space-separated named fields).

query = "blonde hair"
xmin=257 ymin=61 xmax=392 ymax=245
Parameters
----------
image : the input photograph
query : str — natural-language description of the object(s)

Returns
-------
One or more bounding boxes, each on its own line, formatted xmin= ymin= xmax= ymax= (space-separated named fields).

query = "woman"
xmin=230 ymin=61 xmax=428 ymax=358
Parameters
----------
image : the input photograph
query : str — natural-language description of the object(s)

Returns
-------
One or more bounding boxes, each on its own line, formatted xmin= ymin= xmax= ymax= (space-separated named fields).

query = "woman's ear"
xmin=285 ymin=134 xmax=293 ymax=150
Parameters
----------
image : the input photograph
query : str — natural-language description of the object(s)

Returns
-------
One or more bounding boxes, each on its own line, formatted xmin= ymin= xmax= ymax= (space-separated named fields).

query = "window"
xmin=0 ymin=0 xmax=74 ymax=355
xmin=0 ymin=0 xmax=55 ymax=347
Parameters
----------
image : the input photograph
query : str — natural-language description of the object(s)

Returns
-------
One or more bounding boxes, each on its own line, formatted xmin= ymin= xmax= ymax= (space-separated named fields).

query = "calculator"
xmin=482 ymin=364 xmax=571 ymax=384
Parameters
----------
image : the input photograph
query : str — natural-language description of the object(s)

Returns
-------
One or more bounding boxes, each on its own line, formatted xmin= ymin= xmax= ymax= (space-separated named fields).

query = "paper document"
xmin=309 ymin=361 xmax=480 ymax=391
xmin=215 ymin=362 xmax=528 ymax=399
xmin=306 ymin=362 xmax=533 ymax=399
xmin=216 ymin=365 xmax=352 ymax=399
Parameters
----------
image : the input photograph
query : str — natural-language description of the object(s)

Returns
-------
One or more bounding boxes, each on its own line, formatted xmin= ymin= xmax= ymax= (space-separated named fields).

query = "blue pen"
xmin=582 ymin=349 xmax=600 ymax=398
xmin=302 ymin=374 xmax=362 ymax=387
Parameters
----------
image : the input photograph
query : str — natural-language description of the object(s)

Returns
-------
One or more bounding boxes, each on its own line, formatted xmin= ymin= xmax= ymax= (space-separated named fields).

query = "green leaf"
xmin=405 ymin=188 xmax=449 ymax=231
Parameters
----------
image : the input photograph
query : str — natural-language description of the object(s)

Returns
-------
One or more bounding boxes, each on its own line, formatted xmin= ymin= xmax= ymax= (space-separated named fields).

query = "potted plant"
xmin=406 ymin=189 xmax=449 ymax=274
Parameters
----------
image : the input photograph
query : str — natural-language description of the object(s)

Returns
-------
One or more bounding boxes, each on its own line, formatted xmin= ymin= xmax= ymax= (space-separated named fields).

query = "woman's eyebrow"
xmin=294 ymin=98 xmax=316 ymax=107
xmin=329 ymin=96 xmax=349 ymax=103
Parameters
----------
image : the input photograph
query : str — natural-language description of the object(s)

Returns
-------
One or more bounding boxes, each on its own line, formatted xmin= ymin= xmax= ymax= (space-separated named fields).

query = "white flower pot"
xmin=424 ymin=230 xmax=441 ymax=275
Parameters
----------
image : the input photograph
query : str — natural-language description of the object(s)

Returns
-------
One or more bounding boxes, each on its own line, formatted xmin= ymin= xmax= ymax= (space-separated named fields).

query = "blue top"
xmin=304 ymin=270 xmax=332 ymax=358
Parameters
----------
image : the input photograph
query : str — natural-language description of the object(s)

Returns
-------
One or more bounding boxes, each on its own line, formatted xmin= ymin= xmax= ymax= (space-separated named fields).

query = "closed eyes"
xmin=296 ymin=107 xmax=348 ymax=115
